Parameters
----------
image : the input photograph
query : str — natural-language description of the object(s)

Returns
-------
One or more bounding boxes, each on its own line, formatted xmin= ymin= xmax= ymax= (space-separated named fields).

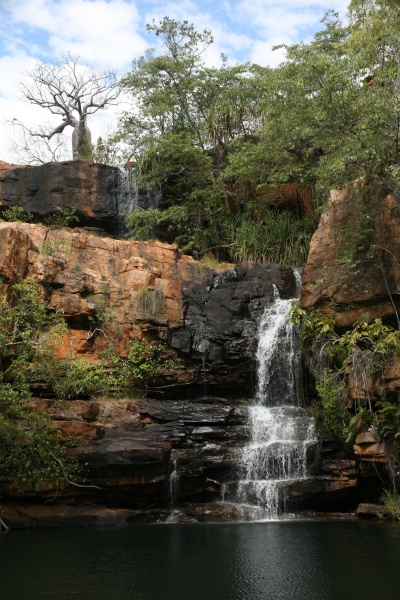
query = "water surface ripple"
xmin=1 ymin=521 xmax=399 ymax=600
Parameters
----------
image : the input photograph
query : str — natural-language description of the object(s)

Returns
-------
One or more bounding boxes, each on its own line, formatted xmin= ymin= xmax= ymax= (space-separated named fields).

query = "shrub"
xmin=224 ymin=209 xmax=314 ymax=266
xmin=381 ymin=490 xmax=400 ymax=520
xmin=42 ymin=237 xmax=72 ymax=256
xmin=136 ymin=286 xmax=165 ymax=318
xmin=1 ymin=205 xmax=34 ymax=223
xmin=43 ymin=208 xmax=79 ymax=227
xmin=0 ymin=280 xmax=80 ymax=487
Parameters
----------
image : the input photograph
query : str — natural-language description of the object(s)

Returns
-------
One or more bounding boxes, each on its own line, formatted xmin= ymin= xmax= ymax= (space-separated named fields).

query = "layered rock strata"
xmin=1 ymin=396 xmax=357 ymax=527
xmin=0 ymin=221 xmax=299 ymax=395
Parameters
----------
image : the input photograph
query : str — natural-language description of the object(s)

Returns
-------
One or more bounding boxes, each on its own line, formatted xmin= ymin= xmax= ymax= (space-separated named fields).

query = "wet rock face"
xmin=170 ymin=263 xmax=299 ymax=395
xmin=0 ymin=160 xmax=123 ymax=232
xmin=0 ymin=396 xmax=359 ymax=525
xmin=0 ymin=397 xmax=249 ymax=511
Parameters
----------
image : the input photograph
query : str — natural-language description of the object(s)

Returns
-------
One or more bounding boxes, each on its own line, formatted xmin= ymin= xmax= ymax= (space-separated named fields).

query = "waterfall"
xmin=233 ymin=272 xmax=317 ymax=520
xmin=116 ymin=168 xmax=162 ymax=235
xmin=169 ymin=459 xmax=180 ymax=511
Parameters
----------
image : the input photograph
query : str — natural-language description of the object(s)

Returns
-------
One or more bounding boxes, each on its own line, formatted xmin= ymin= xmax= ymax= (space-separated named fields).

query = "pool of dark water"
xmin=1 ymin=520 xmax=399 ymax=600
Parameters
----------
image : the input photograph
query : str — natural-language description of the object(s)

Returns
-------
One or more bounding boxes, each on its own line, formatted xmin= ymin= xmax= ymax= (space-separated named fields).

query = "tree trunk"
xmin=72 ymin=118 xmax=92 ymax=160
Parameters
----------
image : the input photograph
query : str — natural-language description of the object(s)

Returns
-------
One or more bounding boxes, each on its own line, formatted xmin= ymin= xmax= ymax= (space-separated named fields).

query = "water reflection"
xmin=1 ymin=521 xmax=400 ymax=600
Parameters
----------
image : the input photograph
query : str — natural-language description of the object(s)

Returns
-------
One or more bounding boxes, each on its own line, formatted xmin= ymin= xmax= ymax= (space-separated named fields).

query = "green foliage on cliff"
xmin=49 ymin=341 xmax=172 ymax=400
xmin=291 ymin=304 xmax=400 ymax=444
xmin=118 ymin=3 xmax=400 ymax=264
xmin=136 ymin=286 xmax=165 ymax=318
xmin=1 ymin=206 xmax=34 ymax=223
xmin=0 ymin=280 xmax=173 ymax=487
xmin=119 ymin=17 xmax=314 ymax=264
xmin=224 ymin=209 xmax=314 ymax=265
xmin=0 ymin=280 xmax=80 ymax=487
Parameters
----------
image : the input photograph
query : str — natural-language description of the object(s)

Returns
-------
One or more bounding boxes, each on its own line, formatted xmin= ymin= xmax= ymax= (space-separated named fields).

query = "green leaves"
xmin=0 ymin=279 xmax=66 ymax=384
xmin=292 ymin=302 xmax=400 ymax=443
xmin=0 ymin=280 xmax=80 ymax=487
xmin=50 ymin=341 xmax=173 ymax=400
xmin=223 ymin=209 xmax=314 ymax=266
xmin=119 ymin=9 xmax=400 ymax=263
xmin=0 ymin=280 xmax=176 ymax=487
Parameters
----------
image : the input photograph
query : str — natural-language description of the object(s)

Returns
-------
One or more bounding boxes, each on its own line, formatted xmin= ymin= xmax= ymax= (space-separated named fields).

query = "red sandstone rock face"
xmin=0 ymin=222 xmax=201 ymax=358
xmin=0 ymin=221 xmax=298 ymax=395
xmin=259 ymin=183 xmax=315 ymax=217
xmin=301 ymin=182 xmax=400 ymax=326
xmin=353 ymin=431 xmax=391 ymax=464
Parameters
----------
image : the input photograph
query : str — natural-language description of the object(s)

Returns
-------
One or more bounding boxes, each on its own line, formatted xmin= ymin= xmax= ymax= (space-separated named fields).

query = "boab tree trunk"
xmin=71 ymin=118 xmax=92 ymax=160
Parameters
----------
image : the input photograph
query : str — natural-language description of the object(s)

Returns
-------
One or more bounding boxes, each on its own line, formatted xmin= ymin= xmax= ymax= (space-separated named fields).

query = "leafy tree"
xmin=120 ymin=18 xmax=301 ymax=258
xmin=120 ymin=17 xmax=214 ymax=150
xmin=0 ymin=280 xmax=79 ymax=487
xmin=120 ymin=6 xmax=400 ymax=263
xmin=226 ymin=13 xmax=359 ymax=206
xmin=346 ymin=0 xmax=400 ymax=191
xmin=229 ymin=5 xmax=400 ymax=206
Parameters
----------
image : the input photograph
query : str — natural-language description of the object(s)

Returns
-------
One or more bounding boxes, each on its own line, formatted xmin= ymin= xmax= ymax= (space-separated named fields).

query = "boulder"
xmin=0 ymin=504 xmax=140 ymax=528
xmin=355 ymin=503 xmax=389 ymax=519
xmin=353 ymin=431 xmax=393 ymax=464
xmin=0 ymin=160 xmax=123 ymax=231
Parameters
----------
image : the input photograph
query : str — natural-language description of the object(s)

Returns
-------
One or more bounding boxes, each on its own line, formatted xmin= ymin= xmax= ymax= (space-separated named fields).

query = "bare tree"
xmin=15 ymin=54 xmax=121 ymax=160
xmin=9 ymin=119 xmax=69 ymax=165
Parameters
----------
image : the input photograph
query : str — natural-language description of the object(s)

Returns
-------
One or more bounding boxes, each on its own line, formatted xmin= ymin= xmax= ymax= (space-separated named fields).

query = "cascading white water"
xmin=169 ymin=459 xmax=180 ymax=511
xmin=234 ymin=273 xmax=317 ymax=520
xmin=116 ymin=168 xmax=162 ymax=234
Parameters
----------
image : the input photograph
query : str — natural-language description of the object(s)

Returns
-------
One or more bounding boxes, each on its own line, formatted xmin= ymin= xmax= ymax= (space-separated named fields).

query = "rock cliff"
xmin=0 ymin=218 xmax=353 ymax=527
xmin=301 ymin=181 xmax=400 ymax=327
xmin=2 ymin=164 xmax=393 ymax=528
xmin=0 ymin=159 xmax=160 ymax=234
xmin=301 ymin=181 xmax=400 ymax=508
xmin=0 ymin=221 xmax=299 ymax=395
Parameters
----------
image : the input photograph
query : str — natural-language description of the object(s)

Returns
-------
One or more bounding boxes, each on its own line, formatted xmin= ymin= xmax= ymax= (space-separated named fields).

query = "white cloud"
xmin=7 ymin=0 xmax=148 ymax=69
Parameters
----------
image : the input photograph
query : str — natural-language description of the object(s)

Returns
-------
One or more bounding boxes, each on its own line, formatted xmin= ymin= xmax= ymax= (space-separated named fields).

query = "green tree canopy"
xmin=119 ymin=4 xmax=400 ymax=263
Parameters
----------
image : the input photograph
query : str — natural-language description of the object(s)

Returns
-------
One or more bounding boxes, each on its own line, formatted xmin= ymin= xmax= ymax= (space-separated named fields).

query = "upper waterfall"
xmin=255 ymin=285 xmax=302 ymax=407
xmin=116 ymin=168 xmax=162 ymax=235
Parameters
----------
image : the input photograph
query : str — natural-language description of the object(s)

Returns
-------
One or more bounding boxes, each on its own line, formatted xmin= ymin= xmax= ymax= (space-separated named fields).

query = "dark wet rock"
xmin=0 ymin=160 xmax=123 ymax=232
xmin=178 ymin=502 xmax=257 ymax=522
xmin=137 ymin=399 xmax=247 ymax=426
xmin=282 ymin=472 xmax=359 ymax=513
xmin=1 ymin=504 xmax=140 ymax=529
xmin=170 ymin=263 xmax=299 ymax=396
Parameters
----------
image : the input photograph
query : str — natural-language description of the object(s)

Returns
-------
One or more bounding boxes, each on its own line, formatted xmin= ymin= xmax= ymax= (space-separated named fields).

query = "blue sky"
xmin=0 ymin=0 xmax=349 ymax=162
